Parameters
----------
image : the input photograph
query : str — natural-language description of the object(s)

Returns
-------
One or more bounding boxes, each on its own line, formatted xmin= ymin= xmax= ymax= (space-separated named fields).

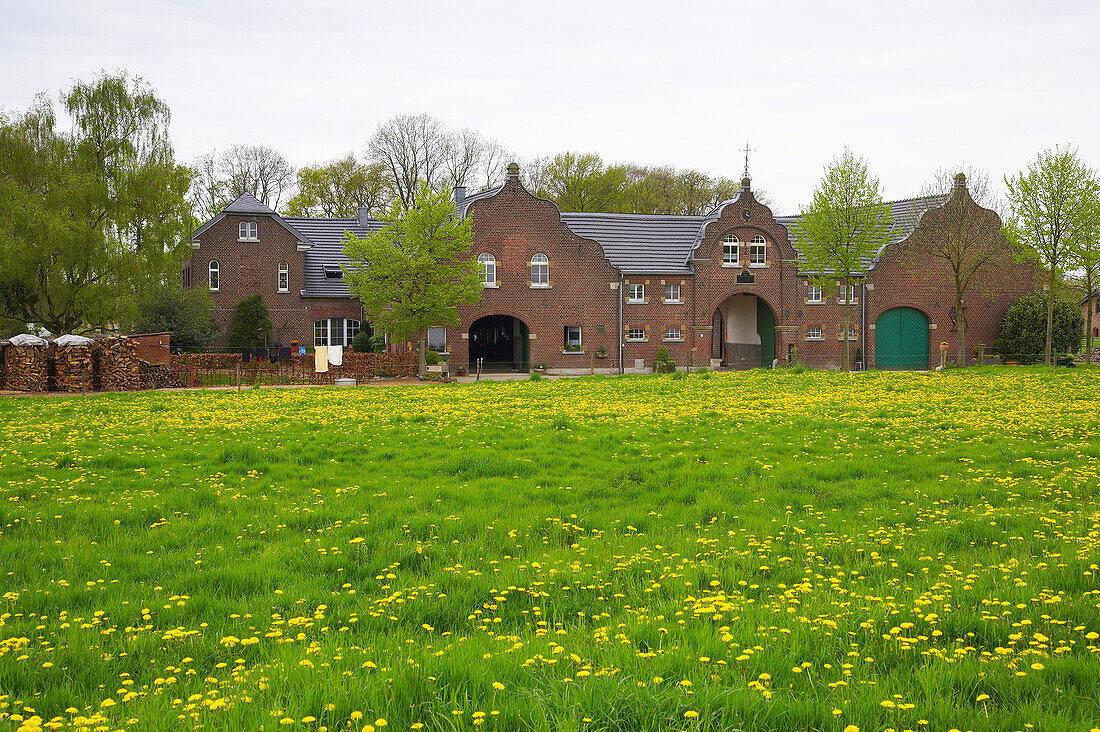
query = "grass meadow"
xmin=1 ymin=368 xmax=1099 ymax=731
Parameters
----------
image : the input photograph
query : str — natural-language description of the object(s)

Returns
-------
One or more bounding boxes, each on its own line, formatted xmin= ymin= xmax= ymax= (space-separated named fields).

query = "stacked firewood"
xmin=4 ymin=344 xmax=48 ymax=392
xmin=93 ymin=336 xmax=141 ymax=391
xmin=138 ymin=360 xmax=182 ymax=389
xmin=55 ymin=344 xmax=94 ymax=392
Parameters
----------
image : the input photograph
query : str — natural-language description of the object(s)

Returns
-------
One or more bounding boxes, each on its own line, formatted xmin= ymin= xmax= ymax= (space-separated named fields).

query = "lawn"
xmin=1 ymin=368 xmax=1098 ymax=731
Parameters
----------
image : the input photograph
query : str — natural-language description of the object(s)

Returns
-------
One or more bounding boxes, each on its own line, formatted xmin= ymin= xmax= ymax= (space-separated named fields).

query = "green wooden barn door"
xmin=875 ymin=307 xmax=928 ymax=369
xmin=756 ymin=298 xmax=776 ymax=367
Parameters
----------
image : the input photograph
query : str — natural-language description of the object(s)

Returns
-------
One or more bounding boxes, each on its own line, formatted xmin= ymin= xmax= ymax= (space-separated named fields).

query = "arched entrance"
xmin=469 ymin=315 xmax=529 ymax=372
xmin=875 ymin=307 xmax=929 ymax=370
xmin=712 ymin=294 xmax=776 ymax=369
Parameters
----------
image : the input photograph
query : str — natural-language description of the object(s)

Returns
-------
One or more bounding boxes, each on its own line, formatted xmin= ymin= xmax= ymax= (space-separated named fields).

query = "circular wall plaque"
xmin=741 ymin=209 xmax=752 ymax=221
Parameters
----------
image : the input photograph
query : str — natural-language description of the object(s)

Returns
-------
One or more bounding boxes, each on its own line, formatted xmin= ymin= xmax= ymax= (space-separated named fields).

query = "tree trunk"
xmin=1087 ymin=281 xmax=1095 ymax=368
xmin=843 ymin=282 xmax=851 ymax=372
xmin=956 ymin=289 xmax=966 ymax=368
xmin=1045 ymin=270 xmax=1056 ymax=366
xmin=417 ymin=330 xmax=427 ymax=379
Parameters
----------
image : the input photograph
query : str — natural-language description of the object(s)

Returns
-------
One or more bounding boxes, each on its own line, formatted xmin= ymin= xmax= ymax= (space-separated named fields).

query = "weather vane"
xmin=742 ymin=141 xmax=755 ymax=178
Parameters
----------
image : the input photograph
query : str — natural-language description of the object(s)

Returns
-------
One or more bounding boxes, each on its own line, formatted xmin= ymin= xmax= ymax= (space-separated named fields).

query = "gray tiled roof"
xmin=559 ymin=212 xmax=703 ymax=274
xmin=224 ymin=191 xmax=277 ymax=215
xmin=283 ymin=217 xmax=383 ymax=297
xmin=458 ymin=185 xmax=503 ymax=217
xmin=776 ymin=194 xmax=948 ymax=273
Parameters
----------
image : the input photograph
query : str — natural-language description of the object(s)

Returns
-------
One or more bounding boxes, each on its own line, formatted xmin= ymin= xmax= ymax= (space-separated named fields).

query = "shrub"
xmin=226 ymin=295 xmax=271 ymax=348
xmin=369 ymin=334 xmax=387 ymax=353
xmin=134 ymin=284 xmax=218 ymax=350
xmin=529 ymin=371 xmax=542 ymax=382
xmin=351 ymin=331 xmax=372 ymax=353
xmin=424 ymin=350 xmax=441 ymax=366
xmin=994 ymin=294 xmax=1083 ymax=364
xmin=655 ymin=346 xmax=671 ymax=363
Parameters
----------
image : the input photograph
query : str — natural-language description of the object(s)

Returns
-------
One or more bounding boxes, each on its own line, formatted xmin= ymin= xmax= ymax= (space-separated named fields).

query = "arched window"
xmin=208 ymin=260 xmax=219 ymax=291
xmin=239 ymin=221 xmax=258 ymax=241
xmin=278 ymin=261 xmax=289 ymax=292
xmin=722 ymin=235 xmax=738 ymax=266
xmin=477 ymin=253 xmax=496 ymax=286
xmin=531 ymin=254 xmax=549 ymax=287
xmin=750 ymin=235 xmax=767 ymax=265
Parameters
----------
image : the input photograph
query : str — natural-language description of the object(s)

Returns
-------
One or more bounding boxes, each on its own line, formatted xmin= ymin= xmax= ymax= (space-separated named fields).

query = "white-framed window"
xmin=477 ymin=253 xmax=496 ymax=287
xmin=806 ymin=326 xmax=823 ymax=339
xmin=838 ymin=326 xmax=857 ymax=340
xmin=427 ymin=327 xmax=447 ymax=352
xmin=627 ymin=328 xmax=646 ymax=341
xmin=238 ymin=221 xmax=258 ymax=241
xmin=315 ymin=318 xmax=359 ymax=347
xmin=278 ymin=261 xmax=289 ymax=292
xmin=531 ymin=254 xmax=549 ymax=287
xmin=627 ymin=284 xmax=645 ymax=302
xmin=750 ymin=235 xmax=767 ymax=265
xmin=664 ymin=327 xmax=682 ymax=341
xmin=208 ymin=260 xmax=219 ymax=291
xmin=807 ymin=283 xmax=823 ymax=303
xmin=664 ymin=283 xmax=680 ymax=303
xmin=722 ymin=235 xmax=739 ymax=266
xmin=837 ymin=282 xmax=858 ymax=303
xmin=564 ymin=325 xmax=582 ymax=351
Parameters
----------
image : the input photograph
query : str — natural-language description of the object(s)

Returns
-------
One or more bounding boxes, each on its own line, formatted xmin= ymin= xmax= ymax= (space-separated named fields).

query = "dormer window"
xmin=239 ymin=221 xmax=258 ymax=241
xmin=323 ymin=265 xmax=343 ymax=279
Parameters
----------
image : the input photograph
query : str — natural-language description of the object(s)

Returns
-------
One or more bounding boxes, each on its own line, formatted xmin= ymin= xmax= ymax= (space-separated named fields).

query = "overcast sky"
xmin=2 ymin=0 xmax=1098 ymax=212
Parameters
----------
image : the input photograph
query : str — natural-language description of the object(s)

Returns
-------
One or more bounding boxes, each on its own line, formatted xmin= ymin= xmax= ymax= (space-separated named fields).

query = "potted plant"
xmin=533 ymin=362 xmax=548 ymax=374
xmin=595 ymin=345 xmax=608 ymax=359
xmin=425 ymin=350 xmax=448 ymax=377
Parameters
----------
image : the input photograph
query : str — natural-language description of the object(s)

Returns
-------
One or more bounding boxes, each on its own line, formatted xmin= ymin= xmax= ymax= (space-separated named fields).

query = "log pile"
xmin=139 ymin=360 xmax=183 ymax=389
xmin=4 ymin=344 xmax=48 ymax=392
xmin=54 ymin=344 xmax=94 ymax=392
xmin=93 ymin=336 xmax=141 ymax=391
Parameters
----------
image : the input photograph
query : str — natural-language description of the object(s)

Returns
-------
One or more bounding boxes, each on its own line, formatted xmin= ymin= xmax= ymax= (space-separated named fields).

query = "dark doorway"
xmin=469 ymin=315 xmax=529 ymax=372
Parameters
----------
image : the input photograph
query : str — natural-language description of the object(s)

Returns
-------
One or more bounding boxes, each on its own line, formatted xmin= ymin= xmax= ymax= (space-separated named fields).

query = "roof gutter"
xmin=618 ymin=271 xmax=624 ymax=375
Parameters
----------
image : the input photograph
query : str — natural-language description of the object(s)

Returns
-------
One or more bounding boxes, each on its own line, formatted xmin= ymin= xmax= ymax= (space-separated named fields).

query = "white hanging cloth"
xmin=328 ymin=345 xmax=343 ymax=366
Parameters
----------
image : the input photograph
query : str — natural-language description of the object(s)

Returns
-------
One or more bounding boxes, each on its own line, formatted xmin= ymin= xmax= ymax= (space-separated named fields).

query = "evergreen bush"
xmin=994 ymin=294 xmax=1083 ymax=364
xmin=226 ymin=295 xmax=272 ymax=348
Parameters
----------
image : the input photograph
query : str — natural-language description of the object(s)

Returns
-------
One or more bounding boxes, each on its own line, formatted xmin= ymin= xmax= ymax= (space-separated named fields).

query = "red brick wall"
xmin=455 ymin=175 xmax=623 ymax=373
xmin=127 ymin=333 xmax=170 ymax=366
xmin=183 ymin=214 xmax=362 ymax=346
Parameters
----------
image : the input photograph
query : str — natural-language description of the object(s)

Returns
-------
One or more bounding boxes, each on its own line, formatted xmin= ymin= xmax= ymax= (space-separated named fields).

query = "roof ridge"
xmin=561 ymin=211 xmax=705 ymax=219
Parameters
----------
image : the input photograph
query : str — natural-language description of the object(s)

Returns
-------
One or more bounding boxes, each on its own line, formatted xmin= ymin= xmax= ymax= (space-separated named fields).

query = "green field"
xmin=1 ymin=369 xmax=1099 ymax=731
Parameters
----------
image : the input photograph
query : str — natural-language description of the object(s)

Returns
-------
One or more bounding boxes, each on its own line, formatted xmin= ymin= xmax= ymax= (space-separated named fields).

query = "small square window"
xmin=664 ymin=284 xmax=680 ymax=302
xmin=806 ymin=326 xmax=822 ymax=339
xmin=627 ymin=328 xmax=645 ymax=341
xmin=239 ymin=221 xmax=258 ymax=241
xmin=664 ymin=327 xmax=682 ymax=341
xmin=628 ymin=284 xmax=645 ymax=302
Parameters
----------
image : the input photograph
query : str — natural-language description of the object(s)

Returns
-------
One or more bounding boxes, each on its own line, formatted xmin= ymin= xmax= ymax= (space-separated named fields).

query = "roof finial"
xmin=742 ymin=140 xmax=755 ymax=179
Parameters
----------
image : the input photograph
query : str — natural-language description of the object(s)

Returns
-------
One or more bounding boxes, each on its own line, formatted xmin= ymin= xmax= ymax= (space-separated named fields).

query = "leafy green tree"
xmin=283 ymin=154 xmax=390 ymax=217
xmin=1005 ymin=146 xmax=1094 ymax=366
xmin=535 ymin=152 xmax=626 ymax=212
xmin=0 ymin=73 xmax=191 ymax=335
xmin=133 ymin=284 xmax=218 ymax=350
xmin=1068 ymin=175 xmax=1100 ymax=365
xmin=226 ymin=294 xmax=272 ymax=348
xmin=343 ymin=182 xmax=481 ymax=377
xmin=994 ymin=294 xmax=1083 ymax=364
xmin=793 ymin=149 xmax=892 ymax=371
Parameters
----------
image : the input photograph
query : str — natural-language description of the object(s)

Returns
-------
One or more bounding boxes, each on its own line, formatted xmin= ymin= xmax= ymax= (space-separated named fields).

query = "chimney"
xmin=453 ymin=185 xmax=466 ymax=208
xmin=357 ymin=206 xmax=371 ymax=227
xmin=506 ymin=162 xmax=520 ymax=178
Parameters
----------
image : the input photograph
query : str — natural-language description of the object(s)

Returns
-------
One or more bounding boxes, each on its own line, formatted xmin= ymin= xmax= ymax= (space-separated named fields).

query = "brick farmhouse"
xmin=183 ymin=164 xmax=1037 ymax=373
